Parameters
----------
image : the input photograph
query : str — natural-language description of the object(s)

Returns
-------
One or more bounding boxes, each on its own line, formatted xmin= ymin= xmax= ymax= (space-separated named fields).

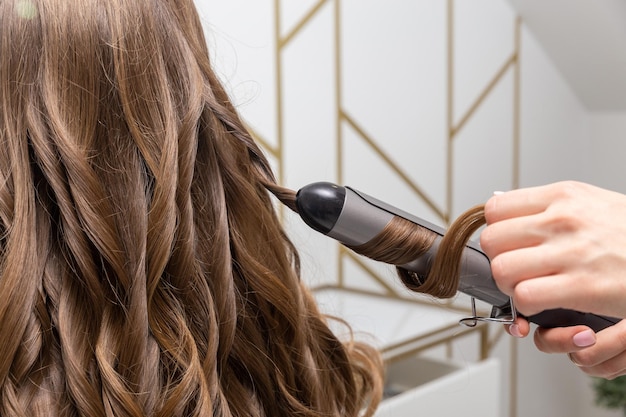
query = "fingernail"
xmin=573 ymin=329 xmax=596 ymax=347
xmin=493 ymin=191 xmax=505 ymax=195
xmin=509 ymin=324 xmax=523 ymax=338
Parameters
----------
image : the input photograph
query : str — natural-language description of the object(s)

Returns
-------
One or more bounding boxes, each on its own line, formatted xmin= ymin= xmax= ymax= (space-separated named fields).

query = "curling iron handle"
xmin=528 ymin=309 xmax=620 ymax=332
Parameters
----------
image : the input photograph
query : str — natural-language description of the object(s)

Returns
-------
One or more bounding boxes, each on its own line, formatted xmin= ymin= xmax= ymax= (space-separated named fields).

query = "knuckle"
xmin=489 ymin=254 xmax=504 ymax=278
xmin=574 ymin=350 xmax=597 ymax=368
xmin=540 ymin=209 xmax=578 ymax=234
xmin=512 ymin=283 xmax=538 ymax=316
xmin=539 ymin=183 xmax=590 ymax=234
xmin=489 ymin=256 xmax=512 ymax=293
xmin=533 ymin=331 xmax=550 ymax=352
xmin=483 ymin=197 xmax=498 ymax=224
xmin=552 ymin=180 xmax=585 ymax=199
xmin=565 ymin=239 xmax=587 ymax=262
xmin=479 ymin=227 xmax=494 ymax=256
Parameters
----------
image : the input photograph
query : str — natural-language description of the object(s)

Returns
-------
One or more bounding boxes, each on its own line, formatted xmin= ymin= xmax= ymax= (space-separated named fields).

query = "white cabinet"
xmin=377 ymin=356 xmax=500 ymax=417
xmin=314 ymin=287 xmax=501 ymax=417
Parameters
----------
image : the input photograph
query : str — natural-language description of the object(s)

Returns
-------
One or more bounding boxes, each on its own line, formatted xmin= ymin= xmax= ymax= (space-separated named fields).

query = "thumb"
xmin=534 ymin=326 xmax=596 ymax=354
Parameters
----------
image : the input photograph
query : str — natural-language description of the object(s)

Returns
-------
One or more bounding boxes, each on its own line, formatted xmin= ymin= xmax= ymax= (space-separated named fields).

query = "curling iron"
xmin=295 ymin=182 xmax=619 ymax=332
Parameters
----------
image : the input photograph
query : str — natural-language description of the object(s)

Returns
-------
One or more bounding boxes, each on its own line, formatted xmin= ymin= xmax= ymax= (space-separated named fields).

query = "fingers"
xmin=512 ymin=275 xmax=598 ymax=317
xmin=513 ymin=277 xmax=570 ymax=316
xmin=484 ymin=181 xmax=590 ymax=225
xmin=534 ymin=326 xmax=596 ymax=353
xmin=488 ymin=246 xmax=561 ymax=295
xmin=480 ymin=215 xmax=544 ymax=259
xmin=536 ymin=320 xmax=626 ymax=379
xmin=484 ymin=185 xmax=552 ymax=224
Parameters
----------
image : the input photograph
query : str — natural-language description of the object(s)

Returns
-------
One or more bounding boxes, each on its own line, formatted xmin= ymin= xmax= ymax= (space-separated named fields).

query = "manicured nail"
xmin=509 ymin=324 xmax=523 ymax=338
xmin=573 ymin=329 xmax=596 ymax=347
xmin=493 ymin=191 xmax=505 ymax=196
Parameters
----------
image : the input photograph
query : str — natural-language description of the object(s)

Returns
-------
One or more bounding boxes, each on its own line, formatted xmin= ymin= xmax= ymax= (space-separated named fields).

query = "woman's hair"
xmin=0 ymin=1 xmax=383 ymax=416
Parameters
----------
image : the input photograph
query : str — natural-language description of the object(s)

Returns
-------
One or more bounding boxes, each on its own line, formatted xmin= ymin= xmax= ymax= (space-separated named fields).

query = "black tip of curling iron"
xmin=296 ymin=182 xmax=346 ymax=235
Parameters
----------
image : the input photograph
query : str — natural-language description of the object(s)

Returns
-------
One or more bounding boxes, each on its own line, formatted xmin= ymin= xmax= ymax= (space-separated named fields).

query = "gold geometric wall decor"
xmin=267 ymin=0 xmax=521 ymax=296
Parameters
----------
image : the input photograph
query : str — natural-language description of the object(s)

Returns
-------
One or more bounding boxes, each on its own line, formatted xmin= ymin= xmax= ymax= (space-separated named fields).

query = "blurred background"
xmin=194 ymin=1 xmax=626 ymax=416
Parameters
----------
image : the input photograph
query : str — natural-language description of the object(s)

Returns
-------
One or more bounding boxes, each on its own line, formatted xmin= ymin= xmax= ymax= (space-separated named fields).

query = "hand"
xmin=501 ymin=316 xmax=626 ymax=378
xmin=480 ymin=181 xmax=626 ymax=320
xmin=534 ymin=319 xmax=626 ymax=379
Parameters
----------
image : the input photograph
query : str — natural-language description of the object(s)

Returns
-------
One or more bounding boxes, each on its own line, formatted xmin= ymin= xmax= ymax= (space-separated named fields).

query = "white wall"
xmin=517 ymin=26 xmax=590 ymax=187
xmin=588 ymin=112 xmax=626 ymax=194
xmin=194 ymin=1 xmax=624 ymax=416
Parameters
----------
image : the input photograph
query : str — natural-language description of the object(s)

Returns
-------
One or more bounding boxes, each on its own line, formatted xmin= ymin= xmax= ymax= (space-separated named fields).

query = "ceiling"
xmin=507 ymin=0 xmax=626 ymax=111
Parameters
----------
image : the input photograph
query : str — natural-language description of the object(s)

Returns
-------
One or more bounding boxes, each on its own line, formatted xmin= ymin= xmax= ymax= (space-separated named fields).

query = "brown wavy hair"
xmin=0 ymin=1 xmax=383 ymax=416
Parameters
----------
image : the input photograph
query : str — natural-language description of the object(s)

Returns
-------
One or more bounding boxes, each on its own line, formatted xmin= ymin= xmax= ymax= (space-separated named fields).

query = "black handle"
xmin=528 ymin=309 xmax=620 ymax=332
